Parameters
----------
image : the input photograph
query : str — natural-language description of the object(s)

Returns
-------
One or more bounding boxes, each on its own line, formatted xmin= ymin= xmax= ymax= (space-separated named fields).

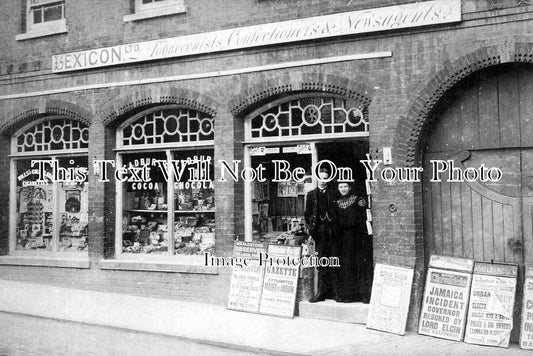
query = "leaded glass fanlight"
xmin=246 ymin=95 xmax=368 ymax=142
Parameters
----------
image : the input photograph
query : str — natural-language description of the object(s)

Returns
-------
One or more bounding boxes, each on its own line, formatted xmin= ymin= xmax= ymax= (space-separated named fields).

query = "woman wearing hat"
xmin=335 ymin=181 xmax=373 ymax=303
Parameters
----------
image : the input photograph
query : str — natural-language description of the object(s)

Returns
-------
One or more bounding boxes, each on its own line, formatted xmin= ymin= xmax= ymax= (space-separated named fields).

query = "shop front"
xmin=1 ymin=86 xmax=377 ymax=314
xmin=2 ymin=0 xmax=533 ymax=342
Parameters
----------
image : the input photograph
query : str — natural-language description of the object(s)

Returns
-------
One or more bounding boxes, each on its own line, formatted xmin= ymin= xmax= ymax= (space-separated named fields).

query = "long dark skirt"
xmin=339 ymin=227 xmax=373 ymax=303
xmin=314 ymin=223 xmax=341 ymax=300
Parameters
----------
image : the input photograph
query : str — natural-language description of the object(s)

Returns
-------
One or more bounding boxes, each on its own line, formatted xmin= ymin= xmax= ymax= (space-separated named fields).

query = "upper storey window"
xmin=30 ymin=0 xmax=65 ymax=25
xmin=138 ymin=0 xmax=173 ymax=11
xmin=16 ymin=0 xmax=67 ymax=41
xmin=124 ymin=0 xmax=186 ymax=22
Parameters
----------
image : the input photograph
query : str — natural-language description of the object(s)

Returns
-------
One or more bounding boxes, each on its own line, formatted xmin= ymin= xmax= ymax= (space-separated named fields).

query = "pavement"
xmin=0 ymin=312 xmax=259 ymax=356
xmin=0 ymin=279 xmax=529 ymax=355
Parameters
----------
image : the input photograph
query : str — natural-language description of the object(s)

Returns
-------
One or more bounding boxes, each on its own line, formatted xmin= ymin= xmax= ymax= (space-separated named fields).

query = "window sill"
xmin=15 ymin=20 xmax=67 ymax=41
xmin=100 ymin=254 xmax=218 ymax=274
xmin=123 ymin=5 xmax=187 ymax=22
xmin=0 ymin=251 xmax=90 ymax=269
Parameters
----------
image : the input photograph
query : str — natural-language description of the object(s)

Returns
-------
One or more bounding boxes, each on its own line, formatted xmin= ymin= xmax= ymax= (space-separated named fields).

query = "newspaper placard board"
xmin=464 ymin=262 xmax=518 ymax=348
xmin=366 ymin=263 xmax=414 ymax=335
xmin=227 ymin=241 xmax=267 ymax=313
xmin=232 ymin=240 xmax=267 ymax=259
xmin=428 ymin=255 xmax=475 ymax=272
xmin=259 ymin=244 xmax=302 ymax=318
xmin=520 ymin=264 xmax=533 ymax=350
xmin=418 ymin=255 xmax=474 ymax=341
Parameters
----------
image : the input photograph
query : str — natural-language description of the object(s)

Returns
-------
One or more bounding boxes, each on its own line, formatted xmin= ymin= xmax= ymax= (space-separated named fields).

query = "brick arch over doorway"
xmin=419 ymin=62 xmax=533 ymax=341
xmin=228 ymin=72 xmax=373 ymax=118
xmin=381 ymin=40 xmax=533 ymax=331
xmin=393 ymin=40 xmax=533 ymax=167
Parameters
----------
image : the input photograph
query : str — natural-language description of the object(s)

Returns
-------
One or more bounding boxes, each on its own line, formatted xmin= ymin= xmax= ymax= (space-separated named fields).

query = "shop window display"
xmin=117 ymin=106 xmax=215 ymax=256
xmin=172 ymin=149 xmax=215 ymax=255
xmin=12 ymin=118 xmax=89 ymax=253
xmin=250 ymin=144 xmax=313 ymax=245
xmin=16 ymin=157 xmax=89 ymax=252
xmin=16 ymin=158 xmax=54 ymax=250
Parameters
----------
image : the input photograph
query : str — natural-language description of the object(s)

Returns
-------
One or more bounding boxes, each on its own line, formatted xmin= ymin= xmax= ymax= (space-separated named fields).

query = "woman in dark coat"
xmin=335 ymin=182 xmax=373 ymax=303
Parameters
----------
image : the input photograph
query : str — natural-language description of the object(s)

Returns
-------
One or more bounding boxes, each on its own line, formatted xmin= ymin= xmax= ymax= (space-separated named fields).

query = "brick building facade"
xmin=0 ymin=0 xmax=532 ymax=335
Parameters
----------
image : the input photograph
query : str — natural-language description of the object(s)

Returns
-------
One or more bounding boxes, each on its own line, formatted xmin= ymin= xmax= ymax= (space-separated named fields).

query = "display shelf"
xmin=125 ymin=209 xmax=215 ymax=213
xmin=175 ymin=210 xmax=215 ymax=214
xmin=125 ymin=209 xmax=167 ymax=213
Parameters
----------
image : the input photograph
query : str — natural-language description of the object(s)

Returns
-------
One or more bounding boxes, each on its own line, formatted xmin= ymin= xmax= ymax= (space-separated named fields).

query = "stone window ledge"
xmin=0 ymin=253 xmax=90 ymax=269
xmin=123 ymin=5 xmax=186 ymax=22
xmin=99 ymin=255 xmax=218 ymax=274
xmin=16 ymin=20 xmax=67 ymax=41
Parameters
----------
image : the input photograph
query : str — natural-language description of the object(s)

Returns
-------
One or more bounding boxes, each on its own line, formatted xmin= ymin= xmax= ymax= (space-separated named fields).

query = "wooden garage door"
xmin=422 ymin=64 xmax=533 ymax=265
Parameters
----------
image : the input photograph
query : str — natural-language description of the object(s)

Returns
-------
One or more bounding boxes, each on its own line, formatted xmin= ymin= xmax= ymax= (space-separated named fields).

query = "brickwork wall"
xmin=0 ymin=264 xmax=231 ymax=304
xmin=0 ymin=0 xmax=512 ymax=76
xmin=0 ymin=0 xmax=533 ymax=331
xmin=0 ymin=135 xmax=10 ymax=255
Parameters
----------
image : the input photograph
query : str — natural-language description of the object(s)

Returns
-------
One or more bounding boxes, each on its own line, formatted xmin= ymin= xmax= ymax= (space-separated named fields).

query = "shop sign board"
xmin=52 ymin=0 xmax=461 ymax=73
xmin=418 ymin=255 xmax=474 ymax=341
xmin=259 ymin=244 xmax=302 ymax=318
xmin=366 ymin=263 xmax=414 ymax=335
xmin=227 ymin=241 xmax=267 ymax=313
xmin=520 ymin=264 xmax=533 ymax=350
xmin=464 ymin=262 xmax=518 ymax=348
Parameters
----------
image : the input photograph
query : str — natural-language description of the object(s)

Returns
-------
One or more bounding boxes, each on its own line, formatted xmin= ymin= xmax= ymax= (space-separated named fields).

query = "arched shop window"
xmin=10 ymin=118 xmax=90 ymax=253
xmin=116 ymin=105 xmax=215 ymax=256
xmin=243 ymin=94 xmax=369 ymax=241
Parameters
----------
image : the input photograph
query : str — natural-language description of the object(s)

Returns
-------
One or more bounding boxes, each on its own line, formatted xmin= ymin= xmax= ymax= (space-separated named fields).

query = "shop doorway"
xmin=246 ymin=139 xmax=370 ymax=242
xmin=249 ymin=139 xmax=368 ymax=244
xmin=242 ymin=93 xmax=372 ymax=310
xmin=316 ymin=140 xmax=368 ymax=195
xmin=243 ymin=93 xmax=371 ymax=242
xmin=316 ymin=140 xmax=373 ymax=304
